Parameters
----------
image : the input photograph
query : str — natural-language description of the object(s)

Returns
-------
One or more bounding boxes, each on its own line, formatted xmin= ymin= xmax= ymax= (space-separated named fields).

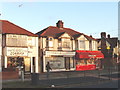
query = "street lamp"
xmin=106 ymin=46 xmax=112 ymax=80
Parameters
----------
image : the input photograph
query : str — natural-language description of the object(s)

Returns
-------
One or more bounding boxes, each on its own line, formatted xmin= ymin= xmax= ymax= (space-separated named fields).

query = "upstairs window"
xmin=46 ymin=37 xmax=53 ymax=47
xmin=62 ymin=38 xmax=70 ymax=48
xmin=79 ymin=40 xmax=85 ymax=49
xmin=58 ymin=38 xmax=62 ymax=47
xmin=89 ymin=40 xmax=92 ymax=51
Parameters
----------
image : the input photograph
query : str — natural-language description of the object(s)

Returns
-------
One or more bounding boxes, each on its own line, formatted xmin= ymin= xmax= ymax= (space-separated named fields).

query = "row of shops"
xmin=1 ymin=20 xmax=105 ymax=74
xmin=2 ymin=49 xmax=104 ymax=73
xmin=42 ymin=50 xmax=104 ymax=72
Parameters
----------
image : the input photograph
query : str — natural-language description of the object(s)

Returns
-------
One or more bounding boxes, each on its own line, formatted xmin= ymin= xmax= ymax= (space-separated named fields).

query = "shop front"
xmin=75 ymin=50 xmax=104 ymax=71
xmin=3 ymin=47 xmax=35 ymax=73
xmin=43 ymin=51 xmax=75 ymax=72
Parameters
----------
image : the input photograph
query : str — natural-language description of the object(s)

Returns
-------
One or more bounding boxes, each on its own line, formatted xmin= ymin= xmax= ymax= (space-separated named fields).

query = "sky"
xmin=0 ymin=1 xmax=118 ymax=39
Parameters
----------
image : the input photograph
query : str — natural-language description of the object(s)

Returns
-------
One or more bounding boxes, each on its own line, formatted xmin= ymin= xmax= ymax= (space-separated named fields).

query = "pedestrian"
xmin=46 ymin=62 xmax=52 ymax=79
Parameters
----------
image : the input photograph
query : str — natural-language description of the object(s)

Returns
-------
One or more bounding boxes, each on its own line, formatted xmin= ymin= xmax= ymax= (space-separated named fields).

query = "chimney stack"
xmin=101 ymin=32 xmax=107 ymax=51
xmin=90 ymin=35 xmax=92 ymax=38
xmin=101 ymin=32 xmax=106 ymax=38
xmin=56 ymin=20 xmax=64 ymax=28
xmin=107 ymin=34 xmax=110 ymax=38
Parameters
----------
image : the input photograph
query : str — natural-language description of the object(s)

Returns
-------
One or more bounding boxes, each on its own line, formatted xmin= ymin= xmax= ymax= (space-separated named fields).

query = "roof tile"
xmin=36 ymin=26 xmax=96 ymax=40
xmin=0 ymin=20 xmax=38 ymax=37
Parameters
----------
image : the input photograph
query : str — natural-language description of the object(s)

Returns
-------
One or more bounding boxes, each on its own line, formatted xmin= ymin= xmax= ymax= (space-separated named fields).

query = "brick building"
xmin=36 ymin=20 xmax=98 ymax=72
xmin=97 ymin=32 xmax=119 ymax=67
xmin=0 ymin=20 xmax=39 ymax=74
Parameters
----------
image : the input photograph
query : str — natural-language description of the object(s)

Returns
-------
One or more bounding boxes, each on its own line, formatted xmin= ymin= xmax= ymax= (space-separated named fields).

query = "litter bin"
xmin=31 ymin=73 xmax=39 ymax=85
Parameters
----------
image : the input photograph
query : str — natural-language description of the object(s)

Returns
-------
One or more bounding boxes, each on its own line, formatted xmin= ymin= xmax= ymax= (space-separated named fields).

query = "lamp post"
xmin=107 ymin=46 xmax=110 ymax=65
xmin=107 ymin=46 xmax=111 ymax=80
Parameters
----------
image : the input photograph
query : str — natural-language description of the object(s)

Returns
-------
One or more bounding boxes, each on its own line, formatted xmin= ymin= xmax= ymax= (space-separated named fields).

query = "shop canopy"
xmin=75 ymin=50 xmax=104 ymax=59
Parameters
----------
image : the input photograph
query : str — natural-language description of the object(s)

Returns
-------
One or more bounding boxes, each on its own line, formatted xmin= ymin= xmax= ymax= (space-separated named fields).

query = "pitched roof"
xmin=0 ymin=20 xmax=38 ymax=37
xmin=36 ymin=26 xmax=96 ymax=40
xmin=97 ymin=37 xmax=118 ymax=48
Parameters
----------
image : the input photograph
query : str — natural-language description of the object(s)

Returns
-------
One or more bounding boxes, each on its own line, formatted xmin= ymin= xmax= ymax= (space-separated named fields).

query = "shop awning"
xmin=75 ymin=50 xmax=90 ymax=59
xmin=75 ymin=50 xmax=104 ymax=59
xmin=88 ymin=51 xmax=104 ymax=58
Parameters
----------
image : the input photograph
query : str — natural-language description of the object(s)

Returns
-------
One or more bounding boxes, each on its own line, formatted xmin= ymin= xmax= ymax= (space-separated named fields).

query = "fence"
xmin=38 ymin=65 xmax=119 ymax=81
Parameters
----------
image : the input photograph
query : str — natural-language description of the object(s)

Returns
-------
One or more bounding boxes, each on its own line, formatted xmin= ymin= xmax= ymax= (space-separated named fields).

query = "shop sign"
xmin=45 ymin=51 xmax=75 ymax=56
xmin=88 ymin=55 xmax=96 ymax=57
xmin=6 ymin=47 xmax=28 ymax=56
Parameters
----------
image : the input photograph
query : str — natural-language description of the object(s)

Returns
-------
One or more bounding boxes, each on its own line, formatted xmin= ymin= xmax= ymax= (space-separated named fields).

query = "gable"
xmin=60 ymin=32 xmax=71 ymax=38
xmin=77 ymin=35 xmax=87 ymax=40
xmin=106 ymin=41 xmax=111 ymax=47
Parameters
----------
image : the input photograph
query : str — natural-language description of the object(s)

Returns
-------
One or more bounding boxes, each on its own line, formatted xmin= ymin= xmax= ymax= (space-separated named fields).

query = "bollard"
xmin=21 ymin=70 xmax=24 ymax=82
xmin=31 ymin=73 xmax=39 ymax=85
xmin=18 ymin=67 xmax=21 ymax=79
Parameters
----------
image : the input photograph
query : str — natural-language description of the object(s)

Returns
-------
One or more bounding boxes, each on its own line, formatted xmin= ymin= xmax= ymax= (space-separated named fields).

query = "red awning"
xmin=88 ymin=51 xmax=104 ymax=58
xmin=75 ymin=50 xmax=90 ymax=59
xmin=75 ymin=50 xmax=104 ymax=59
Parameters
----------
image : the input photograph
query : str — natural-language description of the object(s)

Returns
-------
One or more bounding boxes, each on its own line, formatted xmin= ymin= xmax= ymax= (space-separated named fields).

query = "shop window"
xmin=7 ymin=57 xmax=24 ymax=68
xmin=87 ymin=59 xmax=94 ymax=65
xmin=45 ymin=57 xmax=64 ymax=69
xmin=76 ymin=60 xmax=87 ymax=65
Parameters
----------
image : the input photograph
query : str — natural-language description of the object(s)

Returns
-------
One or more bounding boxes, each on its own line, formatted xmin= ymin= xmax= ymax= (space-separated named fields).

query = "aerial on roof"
xmin=36 ymin=20 xmax=96 ymax=40
xmin=0 ymin=20 xmax=38 ymax=37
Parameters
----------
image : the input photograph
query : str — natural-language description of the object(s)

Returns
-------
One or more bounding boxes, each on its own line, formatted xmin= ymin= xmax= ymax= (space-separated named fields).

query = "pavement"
xmin=2 ymin=69 xmax=120 ymax=88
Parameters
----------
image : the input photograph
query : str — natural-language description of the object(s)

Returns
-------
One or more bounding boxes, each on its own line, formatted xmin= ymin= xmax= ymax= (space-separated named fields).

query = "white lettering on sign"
xmin=45 ymin=51 xmax=75 ymax=56
xmin=88 ymin=55 xmax=96 ymax=57
xmin=6 ymin=47 xmax=28 ymax=56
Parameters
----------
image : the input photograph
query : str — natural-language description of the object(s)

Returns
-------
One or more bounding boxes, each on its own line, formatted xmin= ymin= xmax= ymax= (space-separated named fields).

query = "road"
xmin=67 ymin=80 xmax=120 ymax=88
xmin=3 ymin=68 xmax=120 ymax=89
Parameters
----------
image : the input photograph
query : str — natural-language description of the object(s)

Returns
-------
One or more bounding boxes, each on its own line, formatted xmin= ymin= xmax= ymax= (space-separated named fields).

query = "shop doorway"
xmin=65 ymin=57 xmax=70 ymax=70
xmin=24 ymin=57 xmax=31 ymax=73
